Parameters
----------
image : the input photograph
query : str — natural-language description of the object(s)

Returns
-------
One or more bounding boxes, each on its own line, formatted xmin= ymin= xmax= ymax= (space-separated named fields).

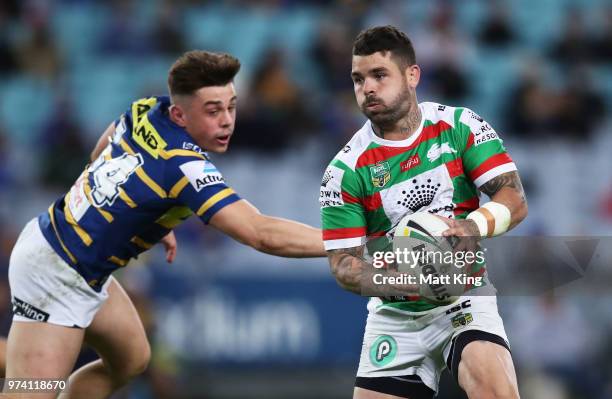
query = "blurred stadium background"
xmin=0 ymin=0 xmax=611 ymax=398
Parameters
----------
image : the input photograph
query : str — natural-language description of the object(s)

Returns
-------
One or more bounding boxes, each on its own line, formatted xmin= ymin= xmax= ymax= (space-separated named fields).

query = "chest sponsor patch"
xmin=180 ymin=160 xmax=225 ymax=192
xmin=400 ymin=154 xmax=421 ymax=172
xmin=320 ymin=165 xmax=344 ymax=208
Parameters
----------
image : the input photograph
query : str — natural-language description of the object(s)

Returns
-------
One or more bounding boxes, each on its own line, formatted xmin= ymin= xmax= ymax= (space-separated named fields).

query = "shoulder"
xmin=329 ymin=121 xmax=373 ymax=171
xmin=174 ymin=156 xmax=226 ymax=193
xmin=419 ymin=101 xmax=467 ymax=130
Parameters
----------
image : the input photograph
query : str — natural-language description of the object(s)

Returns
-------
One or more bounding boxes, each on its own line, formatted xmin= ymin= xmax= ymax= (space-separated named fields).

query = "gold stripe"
xmin=197 ymin=188 xmax=235 ymax=216
xmin=131 ymin=236 xmax=153 ymax=249
xmin=118 ymin=188 xmax=137 ymax=208
xmin=47 ymin=205 xmax=78 ymax=264
xmin=156 ymin=206 xmax=193 ymax=229
xmin=83 ymin=176 xmax=114 ymax=222
xmin=160 ymin=149 xmax=206 ymax=160
xmin=63 ymin=193 xmax=93 ymax=246
xmin=108 ymin=256 xmax=128 ymax=267
xmin=119 ymin=139 xmax=167 ymax=198
xmin=477 ymin=208 xmax=496 ymax=238
xmin=134 ymin=167 xmax=167 ymax=198
xmin=169 ymin=176 xmax=189 ymax=198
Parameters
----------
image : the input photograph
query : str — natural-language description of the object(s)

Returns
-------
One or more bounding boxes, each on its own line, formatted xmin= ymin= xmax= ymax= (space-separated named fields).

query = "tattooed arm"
xmin=442 ymin=170 xmax=527 ymax=241
xmin=326 ymin=246 xmax=418 ymax=296
xmin=479 ymin=171 xmax=528 ymax=230
xmin=327 ymin=246 xmax=368 ymax=294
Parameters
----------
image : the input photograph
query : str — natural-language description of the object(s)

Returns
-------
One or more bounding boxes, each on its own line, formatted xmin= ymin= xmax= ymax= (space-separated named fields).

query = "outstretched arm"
xmin=209 ymin=199 xmax=325 ymax=258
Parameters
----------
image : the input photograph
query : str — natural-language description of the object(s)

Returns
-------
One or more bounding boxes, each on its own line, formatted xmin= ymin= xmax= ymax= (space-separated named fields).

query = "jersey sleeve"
xmin=456 ymin=108 xmax=517 ymax=188
xmin=320 ymin=159 xmax=367 ymax=250
xmin=170 ymin=157 xmax=241 ymax=223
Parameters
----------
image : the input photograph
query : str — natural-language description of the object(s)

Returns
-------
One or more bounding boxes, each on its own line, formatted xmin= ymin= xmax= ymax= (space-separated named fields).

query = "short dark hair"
xmin=352 ymin=25 xmax=416 ymax=69
xmin=168 ymin=50 xmax=241 ymax=96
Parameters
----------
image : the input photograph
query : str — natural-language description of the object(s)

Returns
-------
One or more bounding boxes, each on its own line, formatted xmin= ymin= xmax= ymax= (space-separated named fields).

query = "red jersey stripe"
xmin=453 ymin=196 xmax=480 ymax=217
xmin=362 ymin=192 xmax=382 ymax=211
xmin=323 ymin=226 xmax=367 ymax=240
xmin=465 ymin=132 xmax=474 ymax=151
xmin=342 ymin=191 xmax=360 ymax=204
xmin=468 ymin=153 xmax=513 ymax=182
xmin=445 ymin=157 xmax=464 ymax=179
xmin=355 ymin=121 xmax=452 ymax=168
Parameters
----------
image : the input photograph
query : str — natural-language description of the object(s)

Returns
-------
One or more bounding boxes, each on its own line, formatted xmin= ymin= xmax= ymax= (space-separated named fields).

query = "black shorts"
xmin=355 ymin=329 xmax=510 ymax=398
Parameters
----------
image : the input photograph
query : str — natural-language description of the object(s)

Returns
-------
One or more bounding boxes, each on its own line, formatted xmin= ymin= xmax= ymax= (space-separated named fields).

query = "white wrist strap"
xmin=466 ymin=201 xmax=511 ymax=238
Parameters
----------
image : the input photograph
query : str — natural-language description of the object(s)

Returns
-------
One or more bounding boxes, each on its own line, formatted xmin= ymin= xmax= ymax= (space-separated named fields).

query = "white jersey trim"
xmin=366 ymin=106 xmax=425 ymax=148
xmin=323 ymin=236 xmax=366 ymax=251
xmin=473 ymin=163 xmax=517 ymax=188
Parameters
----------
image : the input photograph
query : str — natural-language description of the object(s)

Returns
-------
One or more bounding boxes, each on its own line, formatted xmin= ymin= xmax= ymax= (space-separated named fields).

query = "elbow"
xmin=248 ymin=229 xmax=279 ymax=255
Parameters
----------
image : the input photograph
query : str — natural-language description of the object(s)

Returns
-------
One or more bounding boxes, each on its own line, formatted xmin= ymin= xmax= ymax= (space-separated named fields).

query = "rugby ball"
xmin=393 ymin=212 xmax=463 ymax=305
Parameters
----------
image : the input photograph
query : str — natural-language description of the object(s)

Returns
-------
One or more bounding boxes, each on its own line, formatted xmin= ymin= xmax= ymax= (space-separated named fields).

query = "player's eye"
xmin=374 ymin=73 xmax=385 ymax=80
xmin=207 ymin=110 xmax=219 ymax=116
xmin=352 ymin=76 xmax=363 ymax=84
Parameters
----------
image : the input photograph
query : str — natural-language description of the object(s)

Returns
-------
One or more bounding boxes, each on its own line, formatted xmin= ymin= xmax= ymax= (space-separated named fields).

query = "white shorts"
xmin=356 ymin=296 xmax=509 ymax=393
xmin=8 ymin=218 xmax=112 ymax=328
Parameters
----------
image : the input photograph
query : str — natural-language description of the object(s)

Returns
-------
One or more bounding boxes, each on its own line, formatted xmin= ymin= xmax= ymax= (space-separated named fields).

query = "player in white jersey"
xmin=321 ymin=26 xmax=527 ymax=399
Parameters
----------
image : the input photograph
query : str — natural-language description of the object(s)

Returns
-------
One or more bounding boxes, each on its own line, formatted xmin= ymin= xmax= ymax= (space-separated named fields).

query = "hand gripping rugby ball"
xmin=393 ymin=212 xmax=463 ymax=305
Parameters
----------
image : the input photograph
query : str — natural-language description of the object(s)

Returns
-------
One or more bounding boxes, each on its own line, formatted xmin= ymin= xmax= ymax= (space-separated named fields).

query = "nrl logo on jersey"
xmin=370 ymin=161 xmax=391 ymax=188
xmin=427 ymin=142 xmax=457 ymax=162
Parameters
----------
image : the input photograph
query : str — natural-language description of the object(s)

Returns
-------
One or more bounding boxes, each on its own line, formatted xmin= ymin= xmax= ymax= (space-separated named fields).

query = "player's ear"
xmin=405 ymin=64 xmax=420 ymax=88
xmin=169 ymin=102 xmax=187 ymax=128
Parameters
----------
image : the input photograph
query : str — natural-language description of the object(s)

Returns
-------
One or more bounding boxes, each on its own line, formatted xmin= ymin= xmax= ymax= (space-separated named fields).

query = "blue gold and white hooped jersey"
xmin=38 ymin=96 xmax=241 ymax=291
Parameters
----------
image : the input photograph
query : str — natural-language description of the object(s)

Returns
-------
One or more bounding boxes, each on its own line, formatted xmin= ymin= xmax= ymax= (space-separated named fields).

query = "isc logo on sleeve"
xmin=180 ymin=160 xmax=225 ymax=192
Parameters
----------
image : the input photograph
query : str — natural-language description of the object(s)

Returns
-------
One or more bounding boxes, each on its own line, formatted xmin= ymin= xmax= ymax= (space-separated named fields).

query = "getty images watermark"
xmin=370 ymin=245 xmax=488 ymax=288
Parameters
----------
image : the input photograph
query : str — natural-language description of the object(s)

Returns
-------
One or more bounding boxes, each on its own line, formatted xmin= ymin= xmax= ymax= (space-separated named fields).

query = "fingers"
xmin=161 ymin=232 xmax=177 ymax=264
xmin=165 ymin=245 xmax=176 ymax=264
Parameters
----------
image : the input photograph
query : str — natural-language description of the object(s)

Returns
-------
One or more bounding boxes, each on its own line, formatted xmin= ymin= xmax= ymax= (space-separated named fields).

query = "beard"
xmin=361 ymin=83 xmax=412 ymax=128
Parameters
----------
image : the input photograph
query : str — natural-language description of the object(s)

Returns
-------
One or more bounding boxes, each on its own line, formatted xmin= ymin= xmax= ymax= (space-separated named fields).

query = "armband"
xmin=466 ymin=201 xmax=511 ymax=237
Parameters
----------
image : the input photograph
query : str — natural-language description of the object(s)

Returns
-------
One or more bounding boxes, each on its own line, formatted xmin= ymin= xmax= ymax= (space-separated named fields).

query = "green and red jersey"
xmin=320 ymin=102 xmax=516 ymax=312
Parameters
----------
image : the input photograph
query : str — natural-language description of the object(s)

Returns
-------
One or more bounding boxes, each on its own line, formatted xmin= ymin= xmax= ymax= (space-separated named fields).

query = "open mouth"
xmin=216 ymin=134 xmax=231 ymax=146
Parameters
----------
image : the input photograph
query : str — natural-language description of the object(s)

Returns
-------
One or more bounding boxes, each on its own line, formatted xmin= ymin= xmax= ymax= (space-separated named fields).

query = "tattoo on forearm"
xmin=327 ymin=246 xmax=367 ymax=294
xmin=480 ymin=171 xmax=526 ymax=203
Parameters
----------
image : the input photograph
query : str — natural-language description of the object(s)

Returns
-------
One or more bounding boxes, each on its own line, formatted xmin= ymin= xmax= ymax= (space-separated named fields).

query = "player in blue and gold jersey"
xmin=5 ymin=51 xmax=325 ymax=399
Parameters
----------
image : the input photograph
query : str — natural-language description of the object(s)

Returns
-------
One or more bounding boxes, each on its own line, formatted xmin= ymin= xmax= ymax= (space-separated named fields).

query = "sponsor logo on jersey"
xmin=427 ymin=142 xmax=457 ymax=162
xmin=131 ymin=98 xmax=168 ymax=159
xmin=12 ymin=297 xmax=50 ymax=322
xmin=438 ymin=105 xmax=447 ymax=111
xmin=473 ymin=122 xmax=499 ymax=146
xmin=451 ymin=312 xmax=473 ymax=328
xmin=342 ymin=145 xmax=351 ymax=153
xmin=180 ymin=160 xmax=225 ymax=192
xmin=400 ymin=154 xmax=421 ymax=172
xmin=182 ymin=142 xmax=208 ymax=156
xmin=369 ymin=335 xmax=397 ymax=367
xmin=469 ymin=110 xmax=484 ymax=123
xmin=396 ymin=178 xmax=442 ymax=212
xmin=320 ymin=165 xmax=344 ymax=208
xmin=370 ymin=161 xmax=391 ymax=188
xmin=445 ymin=299 xmax=472 ymax=315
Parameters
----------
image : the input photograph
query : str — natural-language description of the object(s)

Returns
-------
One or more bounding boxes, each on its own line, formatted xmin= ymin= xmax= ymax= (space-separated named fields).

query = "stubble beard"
xmin=362 ymin=84 xmax=413 ymax=130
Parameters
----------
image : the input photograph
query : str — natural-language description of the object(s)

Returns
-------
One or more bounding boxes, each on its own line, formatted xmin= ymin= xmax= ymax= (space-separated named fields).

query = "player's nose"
xmin=219 ymin=110 xmax=233 ymax=127
xmin=363 ymin=77 xmax=376 ymax=95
